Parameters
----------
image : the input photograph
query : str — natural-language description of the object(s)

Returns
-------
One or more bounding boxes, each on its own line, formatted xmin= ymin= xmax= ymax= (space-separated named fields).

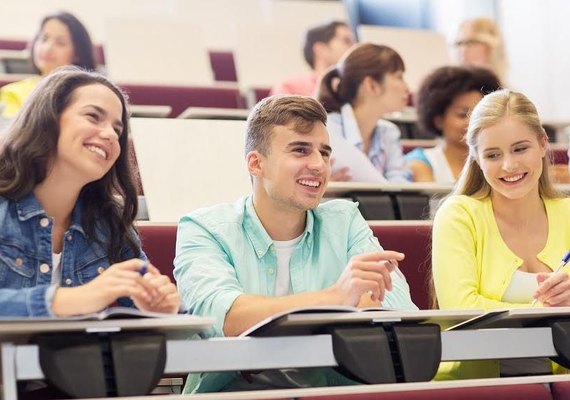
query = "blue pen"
xmin=531 ymin=249 xmax=570 ymax=307
xmin=139 ymin=260 xmax=149 ymax=276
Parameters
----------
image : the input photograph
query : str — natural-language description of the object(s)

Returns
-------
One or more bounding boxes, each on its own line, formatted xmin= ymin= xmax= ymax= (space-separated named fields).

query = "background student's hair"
xmin=454 ymin=89 xmax=560 ymax=199
xmin=318 ymin=43 xmax=405 ymax=113
xmin=0 ymin=66 xmax=138 ymax=261
xmin=30 ymin=11 xmax=96 ymax=73
xmin=303 ymin=20 xmax=349 ymax=68
xmin=416 ymin=65 xmax=501 ymax=137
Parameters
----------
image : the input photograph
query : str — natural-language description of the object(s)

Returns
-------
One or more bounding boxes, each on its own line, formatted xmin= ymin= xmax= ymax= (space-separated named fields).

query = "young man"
xmin=270 ymin=21 xmax=355 ymax=97
xmin=174 ymin=95 xmax=417 ymax=393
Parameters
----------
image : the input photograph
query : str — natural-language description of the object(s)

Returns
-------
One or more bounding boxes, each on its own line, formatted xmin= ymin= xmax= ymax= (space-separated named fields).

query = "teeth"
xmin=86 ymin=145 xmax=107 ymax=160
xmin=298 ymin=179 xmax=320 ymax=188
xmin=503 ymin=174 xmax=524 ymax=182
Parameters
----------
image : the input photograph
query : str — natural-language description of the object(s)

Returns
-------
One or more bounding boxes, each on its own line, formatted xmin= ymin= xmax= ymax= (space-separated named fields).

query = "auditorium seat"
xmin=551 ymin=381 xmax=570 ymax=400
xmin=209 ymin=50 xmax=237 ymax=82
xmin=137 ymin=224 xmax=177 ymax=282
xmin=0 ymin=39 xmax=26 ymax=50
xmin=394 ymin=193 xmax=431 ymax=220
xmin=299 ymin=383 xmax=553 ymax=399
xmin=352 ymin=194 xmax=396 ymax=220
xmin=371 ymin=222 xmax=432 ymax=310
xmin=0 ymin=39 xmax=105 ymax=67
xmin=120 ymin=83 xmax=247 ymax=118
xmin=249 ymin=87 xmax=272 ymax=106
xmin=0 ymin=77 xmax=19 ymax=88
xmin=551 ymin=147 xmax=569 ymax=165
xmin=350 ymin=193 xmax=431 ymax=221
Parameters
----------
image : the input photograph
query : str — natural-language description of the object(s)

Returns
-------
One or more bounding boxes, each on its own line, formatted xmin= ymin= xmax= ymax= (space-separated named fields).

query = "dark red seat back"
xmin=370 ymin=223 xmax=433 ymax=310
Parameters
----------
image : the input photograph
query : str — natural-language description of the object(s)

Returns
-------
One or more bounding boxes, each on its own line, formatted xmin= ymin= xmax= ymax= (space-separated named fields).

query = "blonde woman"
xmin=454 ymin=17 xmax=508 ymax=83
xmin=432 ymin=89 xmax=570 ymax=378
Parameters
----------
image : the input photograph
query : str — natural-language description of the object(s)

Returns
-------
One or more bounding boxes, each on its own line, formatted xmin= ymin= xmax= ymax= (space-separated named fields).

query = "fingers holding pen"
xmin=136 ymin=262 xmax=181 ymax=313
xmin=335 ymin=251 xmax=404 ymax=305
xmin=534 ymin=271 xmax=570 ymax=307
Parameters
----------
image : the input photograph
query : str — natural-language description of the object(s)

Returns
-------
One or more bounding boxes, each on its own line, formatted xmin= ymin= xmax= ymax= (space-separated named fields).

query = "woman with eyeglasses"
xmin=454 ymin=17 xmax=508 ymax=84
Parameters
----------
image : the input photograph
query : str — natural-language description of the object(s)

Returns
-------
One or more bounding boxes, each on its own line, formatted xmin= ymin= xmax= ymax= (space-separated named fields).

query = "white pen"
xmin=531 ymin=249 xmax=570 ymax=307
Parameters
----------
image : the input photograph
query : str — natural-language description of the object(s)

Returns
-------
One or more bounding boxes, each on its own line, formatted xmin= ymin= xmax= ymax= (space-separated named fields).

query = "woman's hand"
xmin=131 ymin=264 xmax=180 ymax=314
xmin=52 ymin=259 xmax=180 ymax=316
xmin=534 ymin=271 xmax=570 ymax=307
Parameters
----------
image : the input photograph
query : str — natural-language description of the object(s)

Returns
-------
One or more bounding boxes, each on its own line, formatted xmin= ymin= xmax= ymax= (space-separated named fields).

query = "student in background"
xmin=175 ymin=95 xmax=416 ymax=393
xmin=318 ymin=43 xmax=411 ymax=182
xmin=270 ymin=21 xmax=355 ymax=97
xmin=432 ymin=89 xmax=570 ymax=379
xmin=0 ymin=66 xmax=180 ymax=317
xmin=0 ymin=11 xmax=96 ymax=118
xmin=453 ymin=17 xmax=508 ymax=84
xmin=406 ymin=65 xmax=501 ymax=183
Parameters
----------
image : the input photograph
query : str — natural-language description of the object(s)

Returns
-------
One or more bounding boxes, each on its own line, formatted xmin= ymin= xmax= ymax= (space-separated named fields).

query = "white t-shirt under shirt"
xmin=273 ymin=235 xmax=302 ymax=296
xmin=51 ymin=252 xmax=62 ymax=286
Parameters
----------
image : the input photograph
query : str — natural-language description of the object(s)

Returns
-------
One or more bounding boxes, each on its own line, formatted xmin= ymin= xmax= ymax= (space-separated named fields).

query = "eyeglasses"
xmin=454 ymin=39 xmax=486 ymax=47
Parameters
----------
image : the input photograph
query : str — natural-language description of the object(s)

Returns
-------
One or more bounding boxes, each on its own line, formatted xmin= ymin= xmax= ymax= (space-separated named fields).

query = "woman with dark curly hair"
xmin=405 ymin=65 xmax=501 ymax=183
xmin=0 ymin=66 xmax=180 ymax=317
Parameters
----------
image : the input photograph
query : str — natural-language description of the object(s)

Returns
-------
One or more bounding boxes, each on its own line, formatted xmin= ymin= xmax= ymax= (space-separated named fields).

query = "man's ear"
xmin=246 ymin=150 xmax=263 ymax=177
xmin=312 ymin=41 xmax=328 ymax=62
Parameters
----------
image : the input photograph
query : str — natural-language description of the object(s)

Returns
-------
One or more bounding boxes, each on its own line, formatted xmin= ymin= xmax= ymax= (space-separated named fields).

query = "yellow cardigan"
xmin=0 ymin=77 xmax=40 ymax=118
xmin=432 ymin=194 xmax=570 ymax=379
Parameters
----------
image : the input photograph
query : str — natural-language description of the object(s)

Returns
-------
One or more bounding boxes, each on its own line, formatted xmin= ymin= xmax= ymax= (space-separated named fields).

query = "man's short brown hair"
xmin=245 ymin=95 xmax=328 ymax=157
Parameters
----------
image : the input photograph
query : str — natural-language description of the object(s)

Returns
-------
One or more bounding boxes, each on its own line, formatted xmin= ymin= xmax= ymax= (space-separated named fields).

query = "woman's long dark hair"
xmin=30 ymin=11 xmax=96 ymax=73
xmin=317 ymin=43 xmax=405 ymax=112
xmin=0 ymin=66 xmax=139 ymax=262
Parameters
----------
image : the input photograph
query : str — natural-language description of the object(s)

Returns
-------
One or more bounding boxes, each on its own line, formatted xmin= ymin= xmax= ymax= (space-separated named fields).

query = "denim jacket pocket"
xmin=0 ymin=242 xmax=37 ymax=287
xmin=75 ymin=254 xmax=110 ymax=284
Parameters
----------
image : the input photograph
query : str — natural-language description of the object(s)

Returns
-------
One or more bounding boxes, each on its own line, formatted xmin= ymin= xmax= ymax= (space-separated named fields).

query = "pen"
xmin=139 ymin=260 xmax=149 ymax=276
xmin=369 ymin=236 xmax=398 ymax=269
xmin=531 ymin=249 xmax=570 ymax=307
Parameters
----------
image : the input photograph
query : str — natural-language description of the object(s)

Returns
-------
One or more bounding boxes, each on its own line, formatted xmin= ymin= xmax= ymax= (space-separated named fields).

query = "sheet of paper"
xmin=329 ymin=133 xmax=387 ymax=183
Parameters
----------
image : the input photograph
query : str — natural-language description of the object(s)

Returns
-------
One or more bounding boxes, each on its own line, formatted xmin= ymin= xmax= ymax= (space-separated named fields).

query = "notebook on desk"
xmin=241 ymin=307 xmax=482 ymax=338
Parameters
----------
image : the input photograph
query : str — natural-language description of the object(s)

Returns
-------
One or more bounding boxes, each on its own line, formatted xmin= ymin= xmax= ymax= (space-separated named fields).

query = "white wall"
xmin=499 ymin=0 xmax=570 ymax=123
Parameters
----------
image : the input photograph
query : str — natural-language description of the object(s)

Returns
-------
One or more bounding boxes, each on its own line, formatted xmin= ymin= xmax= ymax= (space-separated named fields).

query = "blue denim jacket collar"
xmin=15 ymin=192 xmax=87 ymax=237
xmin=242 ymin=195 xmax=313 ymax=259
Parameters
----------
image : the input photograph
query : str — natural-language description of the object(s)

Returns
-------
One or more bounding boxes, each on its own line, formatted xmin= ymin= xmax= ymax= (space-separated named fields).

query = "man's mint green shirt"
xmin=174 ymin=195 xmax=417 ymax=392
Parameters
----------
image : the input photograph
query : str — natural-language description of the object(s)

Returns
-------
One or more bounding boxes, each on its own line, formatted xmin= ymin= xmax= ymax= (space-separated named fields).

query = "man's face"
xmin=321 ymin=25 xmax=355 ymax=67
xmin=251 ymin=122 xmax=332 ymax=213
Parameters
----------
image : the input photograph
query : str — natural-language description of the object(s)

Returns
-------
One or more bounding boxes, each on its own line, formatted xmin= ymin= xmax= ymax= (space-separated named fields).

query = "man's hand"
xmin=330 ymin=251 xmax=404 ymax=306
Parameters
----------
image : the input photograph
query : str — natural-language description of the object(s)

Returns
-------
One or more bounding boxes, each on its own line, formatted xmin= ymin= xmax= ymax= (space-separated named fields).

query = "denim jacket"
xmin=0 ymin=192 xmax=145 ymax=317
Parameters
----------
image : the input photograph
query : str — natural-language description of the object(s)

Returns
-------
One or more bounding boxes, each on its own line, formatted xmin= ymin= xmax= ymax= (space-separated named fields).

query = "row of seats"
xmin=0 ymin=38 xmax=237 ymax=83
xmin=137 ymin=221 xmax=433 ymax=310
xmin=294 ymin=382 xmax=569 ymax=400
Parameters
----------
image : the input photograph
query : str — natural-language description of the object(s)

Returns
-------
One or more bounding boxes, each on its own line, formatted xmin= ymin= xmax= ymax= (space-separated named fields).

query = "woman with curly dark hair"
xmin=405 ymin=65 xmax=501 ymax=183
xmin=0 ymin=66 xmax=180 ymax=317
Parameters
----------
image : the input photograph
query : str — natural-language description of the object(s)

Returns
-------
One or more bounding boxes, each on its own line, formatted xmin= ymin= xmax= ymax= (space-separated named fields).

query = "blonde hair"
xmin=453 ymin=89 xmax=561 ymax=199
xmin=457 ymin=17 xmax=508 ymax=82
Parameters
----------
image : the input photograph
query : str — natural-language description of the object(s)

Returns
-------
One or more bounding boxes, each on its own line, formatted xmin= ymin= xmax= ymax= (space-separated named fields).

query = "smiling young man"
xmin=174 ymin=95 xmax=416 ymax=393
